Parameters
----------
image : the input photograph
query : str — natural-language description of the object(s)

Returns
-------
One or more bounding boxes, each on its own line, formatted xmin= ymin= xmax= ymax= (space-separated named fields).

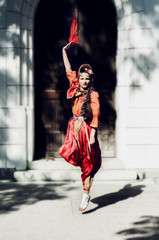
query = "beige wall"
xmin=115 ymin=0 xmax=159 ymax=168
xmin=0 ymin=0 xmax=159 ymax=170
xmin=0 ymin=0 xmax=39 ymax=169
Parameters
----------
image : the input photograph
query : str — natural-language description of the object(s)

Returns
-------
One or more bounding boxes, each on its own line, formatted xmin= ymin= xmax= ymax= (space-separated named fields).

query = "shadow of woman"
xmin=83 ymin=184 xmax=145 ymax=214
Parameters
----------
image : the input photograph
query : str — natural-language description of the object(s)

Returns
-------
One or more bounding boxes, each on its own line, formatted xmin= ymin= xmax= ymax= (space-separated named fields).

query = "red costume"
xmin=59 ymin=69 xmax=101 ymax=185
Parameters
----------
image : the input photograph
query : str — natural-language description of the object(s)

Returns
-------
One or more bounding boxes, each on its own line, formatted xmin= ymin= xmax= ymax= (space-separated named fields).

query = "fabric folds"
xmin=59 ymin=117 xmax=101 ymax=185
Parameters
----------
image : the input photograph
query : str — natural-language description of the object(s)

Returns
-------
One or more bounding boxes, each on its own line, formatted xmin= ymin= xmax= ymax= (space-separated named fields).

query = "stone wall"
xmin=0 ymin=0 xmax=159 ymax=170
xmin=0 ymin=0 xmax=40 ymax=169
xmin=115 ymin=0 xmax=159 ymax=168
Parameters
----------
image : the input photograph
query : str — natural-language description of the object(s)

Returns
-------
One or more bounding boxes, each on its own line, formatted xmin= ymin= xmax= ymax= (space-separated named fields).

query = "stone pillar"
xmin=114 ymin=0 xmax=159 ymax=169
xmin=0 ymin=0 xmax=40 ymax=170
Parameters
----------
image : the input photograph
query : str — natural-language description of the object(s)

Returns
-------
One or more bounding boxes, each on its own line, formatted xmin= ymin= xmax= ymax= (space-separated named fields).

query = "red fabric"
xmin=59 ymin=118 xmax=101 ymax=185
xmin=69 ymin=13 xmax=79 ymax=45
xmin=67 ymin=79 xmax=80 ymax=99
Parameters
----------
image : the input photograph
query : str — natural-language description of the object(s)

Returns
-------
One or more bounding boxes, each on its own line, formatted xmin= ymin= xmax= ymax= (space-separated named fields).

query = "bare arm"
xmin=62 ymin=42 xmax=72 ymax=71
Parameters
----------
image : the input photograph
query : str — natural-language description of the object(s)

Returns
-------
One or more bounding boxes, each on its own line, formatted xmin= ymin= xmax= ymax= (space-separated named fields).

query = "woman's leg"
xmin=79 ymin=174 xmax=93 ymax=211
xmin=83 ymin=175 xmax=94 ymax=194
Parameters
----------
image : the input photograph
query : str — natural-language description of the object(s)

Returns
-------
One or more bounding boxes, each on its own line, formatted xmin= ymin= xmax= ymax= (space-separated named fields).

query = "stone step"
xmin=14 ymin=159 xmax=137 ymax=182
xmin=28 ymin=158 xmax=126 ymax=170
xmin=14 ymin=169 xmax=137 ymax=182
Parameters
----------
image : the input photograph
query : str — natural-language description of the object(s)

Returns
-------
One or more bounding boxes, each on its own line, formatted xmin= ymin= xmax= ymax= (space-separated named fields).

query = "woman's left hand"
xmin=63 ymin=42 xmax=72 ymax=51
xmin=90 ymin=128 xmax=96 ymax=145
xmin=90 ymin=135 xmax=95 ymax=145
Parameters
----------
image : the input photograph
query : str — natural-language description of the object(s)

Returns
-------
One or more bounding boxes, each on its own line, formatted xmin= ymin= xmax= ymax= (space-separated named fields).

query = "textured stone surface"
xmin=0 ymin=73 xmax=7 ymax=107
xmin=6 ymin=48 xmax=20 ymax=85
xmin=127 ymin=128 xmax=159 ymax=145
xmin=0 ymin=109 xmax=5 ymax=127
xmin=7 ymin=86 xmax=19 ymax=106
xmin=0 ymin=129 xmax=26 ymax=145
xmin=0 ymin=180 xmax=159 ymax=240
xmin=0 ymin=0 xmax=159 ymax=172
xmin=126 ymin=145 xmax=147 ymax=168
xmin=0 ymin=146 xmax=6 ymax=168
xmin=13 ymin=169 xmax=137 ymax=182
xmin=7 ymin=0 xmax=23 ymax=12
xmin=131 ymin=0 xmax=144 ymax=12
xmin=6 ymin=145 xmax=26 ymax=169
xmin=0 ymin=29 xmax=20 ymax=48
xmin=7 ymin=12 xmax=20 ymax=29
xmin=5 ymin=108 xmax=26 ymax=128
xmin=0 ymin=7 xmax=6 ymax=28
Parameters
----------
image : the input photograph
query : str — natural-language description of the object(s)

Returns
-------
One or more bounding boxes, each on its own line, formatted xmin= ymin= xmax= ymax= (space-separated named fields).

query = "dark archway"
xmin=33 ymin=0 xmax=117 ymax=159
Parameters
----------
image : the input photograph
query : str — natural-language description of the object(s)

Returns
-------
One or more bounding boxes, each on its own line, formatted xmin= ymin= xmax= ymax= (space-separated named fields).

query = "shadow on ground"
xmin=83 ymin=184 xmax=145 ymax=214
xmin=0 ymin=182 xmax=78 ymax=215
xmin=116 ymin=215 xmax=159 ymax=240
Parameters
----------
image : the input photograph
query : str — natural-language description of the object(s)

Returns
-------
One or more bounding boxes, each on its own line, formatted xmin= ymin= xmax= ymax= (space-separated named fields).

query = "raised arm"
xmin=62 ymin=42 xmax=72 ymax=71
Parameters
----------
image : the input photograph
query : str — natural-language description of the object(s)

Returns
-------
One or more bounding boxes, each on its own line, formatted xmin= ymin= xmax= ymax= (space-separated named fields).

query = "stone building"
xmin=0 ymin=0 xmax=159 ymax=180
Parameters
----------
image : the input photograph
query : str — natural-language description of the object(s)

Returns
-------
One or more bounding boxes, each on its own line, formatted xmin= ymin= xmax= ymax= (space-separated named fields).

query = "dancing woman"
xmin=59 ymin=42 xmax=102 ymax=211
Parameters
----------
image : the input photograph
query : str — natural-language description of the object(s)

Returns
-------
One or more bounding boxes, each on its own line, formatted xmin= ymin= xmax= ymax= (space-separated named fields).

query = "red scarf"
xmin=69 ymin=12 xmax=79 ymax=45
xmin=67 ymin=78 xmax=87 ymax=99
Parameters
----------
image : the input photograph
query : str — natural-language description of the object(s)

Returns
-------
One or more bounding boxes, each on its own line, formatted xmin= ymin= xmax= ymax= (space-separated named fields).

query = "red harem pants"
xmin=59 ymin=117 xmax=102 ymax=185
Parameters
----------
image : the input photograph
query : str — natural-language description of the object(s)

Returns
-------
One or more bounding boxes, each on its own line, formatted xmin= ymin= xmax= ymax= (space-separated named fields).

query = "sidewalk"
xmin=0 ymin=179 xmax=159 ymax=240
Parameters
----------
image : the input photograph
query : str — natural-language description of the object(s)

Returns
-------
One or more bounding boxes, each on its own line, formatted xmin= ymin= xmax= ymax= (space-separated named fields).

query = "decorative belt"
xmin=73 ymin=115 xmax=84 ymax=122
xmin=73 ymin=115 xmax=91 ymax=153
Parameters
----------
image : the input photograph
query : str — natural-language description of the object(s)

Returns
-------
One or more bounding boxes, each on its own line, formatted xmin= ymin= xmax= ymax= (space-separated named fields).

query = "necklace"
xmin=75 ymin=88 xmax=88 ymax=97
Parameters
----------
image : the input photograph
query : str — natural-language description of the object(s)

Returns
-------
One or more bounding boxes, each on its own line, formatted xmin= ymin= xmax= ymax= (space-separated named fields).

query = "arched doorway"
xmin=33 ymin=0 xmax=117 ymax=160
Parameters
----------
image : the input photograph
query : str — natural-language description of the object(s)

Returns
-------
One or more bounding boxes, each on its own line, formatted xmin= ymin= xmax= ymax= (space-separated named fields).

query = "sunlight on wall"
xmin=115 ymin=0 xmax=159 ymax=169
xmin=0 ymin=0 xmax=159 ymax=170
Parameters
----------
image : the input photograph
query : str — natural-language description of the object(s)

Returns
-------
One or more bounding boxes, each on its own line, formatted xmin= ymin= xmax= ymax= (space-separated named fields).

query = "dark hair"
xmin=79 ymin=64 xmax=94 ymax=122
xmin=77 ymin=64 xmax=93 ymax=82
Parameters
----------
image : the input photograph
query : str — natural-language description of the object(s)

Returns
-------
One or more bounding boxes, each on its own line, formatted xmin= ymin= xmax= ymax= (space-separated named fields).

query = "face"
xmin=79 ymin=72 xmax=90 ymax=90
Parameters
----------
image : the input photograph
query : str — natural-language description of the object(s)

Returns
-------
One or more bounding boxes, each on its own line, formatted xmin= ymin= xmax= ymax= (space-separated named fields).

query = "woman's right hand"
xmin=63 ymin=42 xmax=72 ymax=51
xmin=62 ymin=42 xmax=72 ymax=71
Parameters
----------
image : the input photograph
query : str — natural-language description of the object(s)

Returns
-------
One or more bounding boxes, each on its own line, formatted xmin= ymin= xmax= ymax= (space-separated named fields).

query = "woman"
xmin=59 ymin=42 xmax=101 ymax=211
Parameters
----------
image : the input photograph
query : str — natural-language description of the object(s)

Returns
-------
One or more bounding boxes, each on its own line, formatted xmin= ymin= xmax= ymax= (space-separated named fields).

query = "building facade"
xmin=0 ymin=0 xmax=159 ymax=175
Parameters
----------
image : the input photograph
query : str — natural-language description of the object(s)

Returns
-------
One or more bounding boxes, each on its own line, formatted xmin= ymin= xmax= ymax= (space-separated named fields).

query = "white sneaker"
xmin=79 ymin=193 xmax=90 ymax=211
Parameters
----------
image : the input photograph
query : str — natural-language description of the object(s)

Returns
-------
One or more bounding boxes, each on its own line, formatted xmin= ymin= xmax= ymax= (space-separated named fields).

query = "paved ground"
xmin=0 ymin=179 xmax=159 ymax=240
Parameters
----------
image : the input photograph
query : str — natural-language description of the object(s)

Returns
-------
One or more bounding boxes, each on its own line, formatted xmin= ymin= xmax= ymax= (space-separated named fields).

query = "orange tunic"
xmin=66 ymin=70 xmax=100 ymax=128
